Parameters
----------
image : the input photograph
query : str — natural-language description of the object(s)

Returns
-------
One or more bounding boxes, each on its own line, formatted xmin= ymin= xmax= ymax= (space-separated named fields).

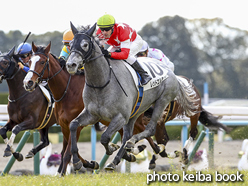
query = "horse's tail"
xmin=199 ymin=107 xmax=232 ymax=132
xmin=176 ymin=78 xmax=200 ymax=118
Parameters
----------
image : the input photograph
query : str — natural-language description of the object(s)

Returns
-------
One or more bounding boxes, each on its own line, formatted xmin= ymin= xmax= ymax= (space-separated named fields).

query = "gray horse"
xmin=66 ymin=23 xmax=199 ymax=171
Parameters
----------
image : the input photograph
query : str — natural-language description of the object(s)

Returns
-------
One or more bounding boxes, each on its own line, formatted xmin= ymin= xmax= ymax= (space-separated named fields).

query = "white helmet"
xmin=140 ymin=40 xmax=149 ymax=52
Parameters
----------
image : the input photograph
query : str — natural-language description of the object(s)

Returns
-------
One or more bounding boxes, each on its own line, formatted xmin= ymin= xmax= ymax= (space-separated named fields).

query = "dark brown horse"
xmin=0 ymin=47 xmax=57 ymax=161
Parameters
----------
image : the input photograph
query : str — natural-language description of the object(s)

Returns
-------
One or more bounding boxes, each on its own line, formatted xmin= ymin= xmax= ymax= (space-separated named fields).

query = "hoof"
xmin=13 ymin=152 xmax=23 ymax=161
xmin=174 ymin=150 xmax=181 ymax=158
xmin=91 ymin=161 xmax=100 ymax=169
xmin=125 ymin=141 xmax=135 ymax=152
xmin=73 ymin=160 xmax=84 ymax=171
xmin=108 ymin=143 xmax=120 ymax=154
xmin=137 ymin=145 xmax=146 ymax=153
xmin=25 ymin=151 xmax=34 ymax=159
xmin=3 ymin=145 xmax=12 ymax=157
xmin=149 ymin=163 xmax=156 ymax=170
xmin=104 ymin=162 xmax=116 ymax=171
xmin=159 ymin=149 xmax=167 ymax=157
xmin=130 ymin=154 xmax=136 ymax=162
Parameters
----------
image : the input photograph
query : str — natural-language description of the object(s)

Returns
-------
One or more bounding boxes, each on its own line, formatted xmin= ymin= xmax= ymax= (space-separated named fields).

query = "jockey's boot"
xmin=131 ymin=61 xmax=152 ymax=85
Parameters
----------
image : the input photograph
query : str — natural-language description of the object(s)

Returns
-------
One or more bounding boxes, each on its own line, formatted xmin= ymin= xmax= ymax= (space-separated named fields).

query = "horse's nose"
xmin=28 ymin=80 xmax=33 ymax=87
xmin=24 ymin=80 xmax=34 ymax=91
xmin=66 ymin=62 xmax=77 ymax=68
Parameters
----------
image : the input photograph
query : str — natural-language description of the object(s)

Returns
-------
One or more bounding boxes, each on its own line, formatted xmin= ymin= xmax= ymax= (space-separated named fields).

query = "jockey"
xmin=17 ymin=43 xmax=48 ymax=88
xmin=59 ymin=29 xmax=73 ymax=61
xmin=96 ymin=14 xmax=152 ymax=85
xmin=137 ymin=40 xmax=175 ymax=72
xmin=16 ymin=43 xmax=32 ymax=72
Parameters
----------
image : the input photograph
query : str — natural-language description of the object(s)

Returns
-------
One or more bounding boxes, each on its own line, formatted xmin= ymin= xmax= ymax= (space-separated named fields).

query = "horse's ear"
xmin=32 ymin=42 xmax=37 ymax=52
xmin=44 ymin=42 xmax=51 ymax=55
xmin=86 ymin=23 xmax=96 ymax=37
xmin=70 ymin=22 xmax=78 ymax=35
xmin=7 ymin=46 xmax=15 ymax=57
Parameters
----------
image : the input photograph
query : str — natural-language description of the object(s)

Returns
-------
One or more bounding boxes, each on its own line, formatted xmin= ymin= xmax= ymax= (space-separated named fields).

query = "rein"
xmin=71 ymin=33 xmax=128 ymax=96
xmin=7 ymin=67 xmax=30 ymax=103
xmin=85 ymin=57 xmax=128 ymax=97
xmin=29 ymin=52 xmax=70 ymax=102
xmin=8 ymin=92 xmax=29 ymax=103
xmin=52 ymin=74 xmax=71 ymax=102
xmin=85 ymin=57 xmax=111 ymax=89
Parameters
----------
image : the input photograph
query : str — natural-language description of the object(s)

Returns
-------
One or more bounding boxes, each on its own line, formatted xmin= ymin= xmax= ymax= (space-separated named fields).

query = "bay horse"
xmin=64 ymin=23 xmax=199 ymax=171
xmin=0 ymin=47 xmax=57 ymax=161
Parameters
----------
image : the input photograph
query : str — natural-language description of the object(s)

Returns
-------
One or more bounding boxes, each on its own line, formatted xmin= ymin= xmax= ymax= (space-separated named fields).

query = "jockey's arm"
xmin=59 ymin=45 xmax=70 ymax=61
xmin=18 ymin=62 xmax=29 ymax=73
xmin=109 ymin=40 xmax=131 ymax=60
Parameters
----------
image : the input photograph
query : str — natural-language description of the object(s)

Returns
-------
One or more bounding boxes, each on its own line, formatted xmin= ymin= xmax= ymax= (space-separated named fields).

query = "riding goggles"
xmin=100 ymin=27 xmax=112 ymax=32
xmin=137 ymin=51 xmax=147 ymax=57
xmin=19 ymin=53 xmax=30 ymax=58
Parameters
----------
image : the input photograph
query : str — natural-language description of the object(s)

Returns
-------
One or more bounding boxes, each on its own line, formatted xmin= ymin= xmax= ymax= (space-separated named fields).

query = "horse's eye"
xmin=4 ymin=61 xmax=8 ymax=66
xmin=80 ymin=40 xmax=89 ymax=51
xmin=41 ymin=61 xmax=45 ymax=65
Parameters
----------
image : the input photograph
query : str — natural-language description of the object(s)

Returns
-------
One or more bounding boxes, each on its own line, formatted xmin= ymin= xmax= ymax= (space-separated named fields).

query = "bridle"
xmin=0 ymin=55 xmax=20 ymax=81
xmin=28 ymin=52 xmax=70 ymax=102
xmin=70 ymin=32 xmax=112 ymax=89
xmin=70 ymin=33 xmax=104 ymax=65
xmin=70 ymin=32 xmax=127 ymax=96
xmin=0 ymin=55 xmax=29 ymax=102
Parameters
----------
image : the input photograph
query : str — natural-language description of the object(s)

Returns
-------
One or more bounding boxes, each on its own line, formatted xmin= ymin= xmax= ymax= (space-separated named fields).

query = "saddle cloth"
xmin=124 ymin=57 xmax=170 ymax=118
xmin=124 ymin=57 xmax=169 ymax=91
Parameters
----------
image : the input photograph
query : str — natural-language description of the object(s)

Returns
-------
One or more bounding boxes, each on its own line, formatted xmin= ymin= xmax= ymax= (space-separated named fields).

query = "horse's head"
xmin=66 ymin=22 xmax=97 ymax=75
xmin=23 ymin=42 xmax=51 ymax=92
xmin=0 ymin=46 xmax=19 ymax=83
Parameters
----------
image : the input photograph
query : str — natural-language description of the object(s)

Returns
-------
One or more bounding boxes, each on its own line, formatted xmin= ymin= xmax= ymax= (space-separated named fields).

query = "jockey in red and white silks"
xmin=96 ymin=14 xmax=152 ymax=85
xmin=96 ymin=23 xmax=143 ymax=65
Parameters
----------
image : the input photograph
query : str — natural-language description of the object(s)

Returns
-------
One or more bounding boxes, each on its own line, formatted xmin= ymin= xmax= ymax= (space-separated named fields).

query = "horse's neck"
xmin=7 ymin=69 xmax=26 ymax=97
xmin=47 ymin=55 xmax=70 ymax=98
xmin=84 ymin=56 xmax=110 ymax=86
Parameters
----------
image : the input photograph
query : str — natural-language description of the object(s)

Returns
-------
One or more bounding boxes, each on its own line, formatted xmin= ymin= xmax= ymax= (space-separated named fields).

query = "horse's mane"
xmin=78 ymin=25 xmax=91 ymax=32
xmin=35 ymin=45 xmax=47 ymax=54
xmin=77 ymin=25 xmax=100 ymax=45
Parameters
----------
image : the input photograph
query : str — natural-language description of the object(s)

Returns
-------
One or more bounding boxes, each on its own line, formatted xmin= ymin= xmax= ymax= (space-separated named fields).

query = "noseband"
xmin=70 ymin=33 xmax=104 ymax=66
xmin=28 ymin=52 xmax=64 ymax=84
xmin=28 ymin=52 xmax=50 ymax=83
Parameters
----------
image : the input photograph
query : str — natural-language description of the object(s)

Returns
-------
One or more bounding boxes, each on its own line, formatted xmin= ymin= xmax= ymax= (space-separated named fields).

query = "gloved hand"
xmin=58 ymin=57 xmax=66 ymax=67
xmin=101 ymin=48 xmax=111 ymax=58
xmin=18 ymin=62 xmax=24 ymax=69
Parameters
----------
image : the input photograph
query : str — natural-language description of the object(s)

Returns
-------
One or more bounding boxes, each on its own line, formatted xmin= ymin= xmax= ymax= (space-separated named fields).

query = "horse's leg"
xmin=70 ymin=110 xmax=99 ymax=171
xmin=126 ymin=100 xmax=171 ymax=151
xmin=25 ymin=128 xmax=50 ymax=159
xmin=0 ymin=122 xmax=14 ymax=146
xmin=57 ymin=136 xmax=67 ymax=175
xmin=100 ymin=114 xmax=127 ymax=156
xmin=3 ymin=125 xmax=24 ymax=161
xmin=105 ymin=117 xmax=136 ymax=170
xmin=181 ymin=113 xmax=200 ymax=168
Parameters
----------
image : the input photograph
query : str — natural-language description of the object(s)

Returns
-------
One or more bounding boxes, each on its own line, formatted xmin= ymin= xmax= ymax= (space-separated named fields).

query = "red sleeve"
xmin=96 ymin=28 xmax=104 ymax=39
xmin=110 ymin=48 xmax=130 ymax=60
